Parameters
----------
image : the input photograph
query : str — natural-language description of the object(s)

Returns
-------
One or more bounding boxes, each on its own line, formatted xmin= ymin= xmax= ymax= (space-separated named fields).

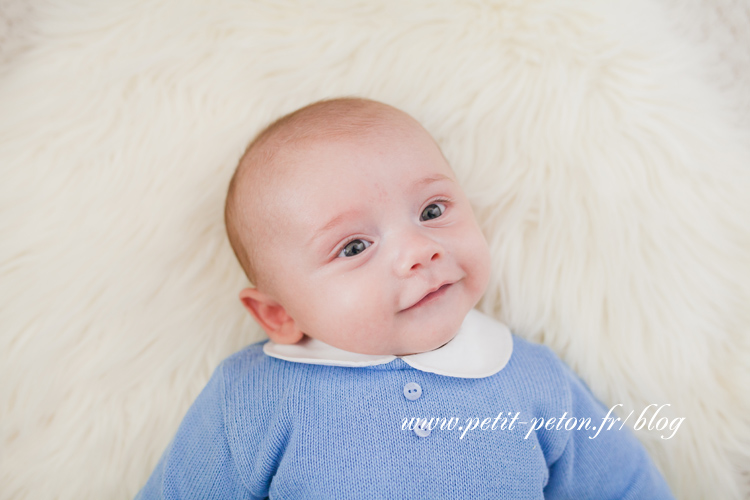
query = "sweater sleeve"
xmin=543 ymin=362 xmax=674 ymax=500
xmin=135 ymin=364 xmax=260 ymax=500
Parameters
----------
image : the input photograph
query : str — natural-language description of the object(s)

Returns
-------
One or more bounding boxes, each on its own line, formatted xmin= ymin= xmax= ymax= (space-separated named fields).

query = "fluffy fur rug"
xmin=2 ymin=1 xmax=749 ymax=498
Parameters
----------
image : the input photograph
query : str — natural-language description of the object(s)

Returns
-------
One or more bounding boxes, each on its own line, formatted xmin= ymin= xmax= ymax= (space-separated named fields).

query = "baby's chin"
xmin=337 ymin=333 xmax=457 ymax=357
xmin=391 ymin=294 xmax=477 ymax=355
xmin=393 ymin=338 xmax=454 ymax=357
xmin=306 ymin=310 xmax=467 ymax=356
xmin=391 ymin=326 xmax=461 ymax=356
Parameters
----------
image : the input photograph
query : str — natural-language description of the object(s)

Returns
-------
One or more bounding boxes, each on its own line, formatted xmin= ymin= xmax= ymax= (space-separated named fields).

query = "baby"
xmin=137 ymin=98 xmax=674 ymax=499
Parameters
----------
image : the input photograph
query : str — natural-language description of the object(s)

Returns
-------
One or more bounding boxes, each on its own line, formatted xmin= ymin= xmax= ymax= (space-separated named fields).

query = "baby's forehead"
xmin=244 ymin=112 xmax=418 ymax=188
xmin=235 ymin=99 xmax=441 ymax=225
xmin=267 ymin=100 xmax=405 ymax=145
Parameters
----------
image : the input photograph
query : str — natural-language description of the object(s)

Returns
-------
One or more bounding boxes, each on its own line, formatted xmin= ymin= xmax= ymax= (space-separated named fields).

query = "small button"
xmin=403 ymin=382 xmax=422 ymax=401
xmin=414 ymin=422 xmax=431 ymax=438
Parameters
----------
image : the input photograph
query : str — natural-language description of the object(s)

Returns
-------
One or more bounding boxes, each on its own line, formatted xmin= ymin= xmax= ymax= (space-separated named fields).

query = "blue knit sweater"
xmin=137 ymin=333 xmax=673 ymax=499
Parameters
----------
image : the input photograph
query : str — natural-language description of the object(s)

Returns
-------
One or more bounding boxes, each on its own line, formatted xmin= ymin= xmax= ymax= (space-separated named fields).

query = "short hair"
xmin=224 ymin=97 xmax=406 ymax=286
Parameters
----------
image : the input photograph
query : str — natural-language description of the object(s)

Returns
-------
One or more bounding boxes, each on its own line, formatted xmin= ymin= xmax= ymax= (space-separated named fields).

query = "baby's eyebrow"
xmin=310 ymin=209 xmax=365 ymax=247
xmin=318 ymin=211 xmax=358 ymax=236
xmin=410 ymin=173 xmax=453 ymax=193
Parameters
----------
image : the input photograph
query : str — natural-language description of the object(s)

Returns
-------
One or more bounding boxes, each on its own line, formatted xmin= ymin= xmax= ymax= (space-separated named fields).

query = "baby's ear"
xmin=238 ymin=288 xmax=304 ymax=344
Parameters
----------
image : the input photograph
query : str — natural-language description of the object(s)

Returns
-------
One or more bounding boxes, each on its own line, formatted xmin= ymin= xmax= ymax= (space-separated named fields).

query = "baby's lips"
xmin=402 ymin=280 xmax=454 ymax=311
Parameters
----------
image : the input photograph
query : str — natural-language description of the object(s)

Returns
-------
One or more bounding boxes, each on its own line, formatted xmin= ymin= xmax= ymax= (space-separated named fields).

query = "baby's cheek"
xmin=334 ymin=283 xmax=366 ymax=310
xmin=322 ymin=277 xmax=377 ymax=323
xmin=465 ymin=232 xmax=492 ymax=292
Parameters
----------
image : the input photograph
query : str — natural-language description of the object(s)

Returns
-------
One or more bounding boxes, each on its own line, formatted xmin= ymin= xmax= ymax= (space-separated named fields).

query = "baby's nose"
xmin=395 ymin=234 xmax=443 ymax=277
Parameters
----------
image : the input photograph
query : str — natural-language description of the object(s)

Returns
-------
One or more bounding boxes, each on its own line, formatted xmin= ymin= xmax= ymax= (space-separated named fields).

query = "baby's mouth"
xmin=403 ymin=282 xmax=453 ymax=311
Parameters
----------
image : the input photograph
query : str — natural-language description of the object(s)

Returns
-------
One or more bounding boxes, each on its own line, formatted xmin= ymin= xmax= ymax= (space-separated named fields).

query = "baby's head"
xmin=225 ymin=98 xmax=491 ymax=356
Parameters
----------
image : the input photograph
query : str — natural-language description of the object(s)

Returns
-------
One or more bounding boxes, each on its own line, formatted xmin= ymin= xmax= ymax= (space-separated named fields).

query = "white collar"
xmin=262 ymin=309 xmax=513 ymax=379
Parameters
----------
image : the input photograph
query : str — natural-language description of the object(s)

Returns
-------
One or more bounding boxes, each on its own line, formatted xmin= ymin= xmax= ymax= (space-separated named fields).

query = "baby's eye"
xmin=420 ymin=202 xmax=446 ymax=221
xmin=338 ymin=239 xmax=371 ymax=258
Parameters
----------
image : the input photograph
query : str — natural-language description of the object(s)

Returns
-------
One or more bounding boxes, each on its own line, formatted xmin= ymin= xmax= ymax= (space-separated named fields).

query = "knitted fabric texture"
xmin=136 ymin=335 xmax=673 ymax=499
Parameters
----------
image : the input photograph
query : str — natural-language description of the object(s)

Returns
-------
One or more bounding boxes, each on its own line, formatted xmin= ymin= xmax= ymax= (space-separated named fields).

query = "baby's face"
xmin=251 ymin=119 xmax=491 ymax=355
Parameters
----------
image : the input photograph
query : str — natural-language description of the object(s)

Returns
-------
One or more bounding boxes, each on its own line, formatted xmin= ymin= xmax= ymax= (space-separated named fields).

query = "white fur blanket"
xmin=2 ymin=1 xmax=749 ymax=499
